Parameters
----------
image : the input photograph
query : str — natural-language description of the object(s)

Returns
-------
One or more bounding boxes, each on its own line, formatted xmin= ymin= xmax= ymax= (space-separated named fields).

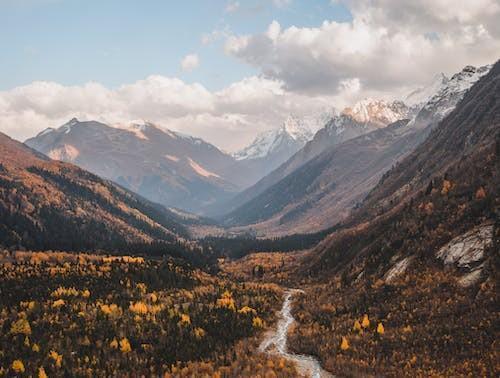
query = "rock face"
xmin=436 ymin=223 xmax=494 ymax=287
xmin=384 ymin=256 xmax=415 ymax=283
xmin=436 ymin=223 xmax=493 ymax=269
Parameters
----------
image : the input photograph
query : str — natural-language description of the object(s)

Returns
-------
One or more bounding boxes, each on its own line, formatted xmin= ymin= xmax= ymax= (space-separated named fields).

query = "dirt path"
xmin=259 ymin=289 xmax=333 ymax=378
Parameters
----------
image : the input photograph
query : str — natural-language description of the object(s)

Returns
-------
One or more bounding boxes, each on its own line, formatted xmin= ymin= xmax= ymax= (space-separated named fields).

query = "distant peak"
xmin=59 ymin=117 xmax=80 ymax=134
xmin=67 ymin=117 xmax=79 ymax=125
xmin=36 ymin=127 xmax=55 ymax=137
xmin=342 ymin=98 xmax=409 ymax=126
xmin=280 ymin=115 xmax=312 ymax=141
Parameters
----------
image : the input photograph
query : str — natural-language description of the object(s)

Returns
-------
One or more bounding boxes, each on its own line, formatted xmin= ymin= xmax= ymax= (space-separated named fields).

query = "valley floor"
xmin=1 ymin=248 xmax=498 ymax=377
xmin=221 ymin=250 xmax=499 ymax=377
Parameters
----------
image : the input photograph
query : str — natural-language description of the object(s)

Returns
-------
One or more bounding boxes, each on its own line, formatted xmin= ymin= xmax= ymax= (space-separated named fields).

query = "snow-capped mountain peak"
xmin=405 ymin=73 xmax=449 ymax=109
xmin=234 ymin=115 xmax=313 ymax=161
xmin=415 ymin=64 xmax=492 ymax=121
xmin=280 ymin=115 xmax=313 ymax=141
xmin=342 ymin=98 xmax=409 ymax=127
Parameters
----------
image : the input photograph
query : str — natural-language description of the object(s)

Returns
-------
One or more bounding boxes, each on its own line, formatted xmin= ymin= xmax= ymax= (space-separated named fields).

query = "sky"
xmin=1 ymin=0 xmax=499 ymax=151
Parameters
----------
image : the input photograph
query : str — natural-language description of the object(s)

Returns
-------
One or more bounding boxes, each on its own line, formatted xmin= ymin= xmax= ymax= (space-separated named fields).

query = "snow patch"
xmin=233 ymin=114 xmax=313 ymax=161
xmin=36 ymin=128 xmax=55 ymax=137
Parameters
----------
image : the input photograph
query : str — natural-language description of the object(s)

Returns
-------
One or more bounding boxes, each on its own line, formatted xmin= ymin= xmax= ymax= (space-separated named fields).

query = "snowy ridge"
xmin=405 ymin=73 xmax=449 ymax=109
xmin=233 ymin=114 xmax=314 ymax=161
xmin=342 ymin=99 xmax=409 ymax=127
xmin=420 ymin=64 xmax=491 ymax=119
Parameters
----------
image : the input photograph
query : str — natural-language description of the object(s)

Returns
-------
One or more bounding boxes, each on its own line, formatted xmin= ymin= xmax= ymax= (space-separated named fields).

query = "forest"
xmin=0 ymin=251 xmax=298 ymax=377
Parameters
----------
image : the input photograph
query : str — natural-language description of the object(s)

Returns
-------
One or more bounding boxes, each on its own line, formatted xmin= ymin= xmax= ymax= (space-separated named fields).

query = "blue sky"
xmin=1 ymin=0 xmax=497 ymax=150
xmin=0 ymin=0 xmax=351 ymax=90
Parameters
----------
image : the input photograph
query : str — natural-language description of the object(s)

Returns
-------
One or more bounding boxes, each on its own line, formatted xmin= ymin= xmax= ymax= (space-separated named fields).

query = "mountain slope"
xmin=222 ymin=65 xmax=491 ymax=234
xmin=233 ymin=115 xmax=313 ymax=162
xmin=216 ymin=100 xmax=410 ymax=217
xmin=0 ymin=132 xmax=192 ymax=252
xmin=25 ymin=119 xmax=238 ymax=214
xmin=309 ymin=59 xmax=500 ymax=278
xmin=221 ymin=115 xmax=318 ymax=191
xmin=284 ymin=60 xmax=499 ymax=378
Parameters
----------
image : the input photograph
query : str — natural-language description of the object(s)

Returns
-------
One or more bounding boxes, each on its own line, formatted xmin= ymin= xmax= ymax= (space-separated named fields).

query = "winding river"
xmin=259 ymin=289 xmax=333 ymax=378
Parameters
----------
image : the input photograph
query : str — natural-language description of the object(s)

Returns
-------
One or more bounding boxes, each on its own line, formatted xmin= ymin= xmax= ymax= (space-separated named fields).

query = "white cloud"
xmin=1 ymin=0 xmax=498 ymax=153
xmin=225 ymin=1 xmax=239 ymax=13
xmin=180 ymin=53 xmax=200 ymax=72
xmin=0 ymin=75 xmax=339 ymax=151
xmin=225 ymin=0 xmax=500 ymax=95
xmin=272 ymin=0 xmax=291 ymax=8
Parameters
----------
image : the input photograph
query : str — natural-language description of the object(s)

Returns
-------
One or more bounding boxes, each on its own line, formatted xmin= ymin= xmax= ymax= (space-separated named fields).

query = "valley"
xmin=0 ymin=5 xmax=498 ymax=374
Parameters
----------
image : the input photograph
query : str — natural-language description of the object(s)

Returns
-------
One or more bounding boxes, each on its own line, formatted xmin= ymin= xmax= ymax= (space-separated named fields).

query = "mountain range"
xmin=0 ymin=131 xmax=194 ymax=253
xmin=25 ymin=114 xmax=324 ymax=215
xmin=307 ymin=58 xmax=499 ymax=283
xmin=21 ymin=63 xmax=493 ymax=239
xmin=220 ymin=64 xmax=492 ymax=235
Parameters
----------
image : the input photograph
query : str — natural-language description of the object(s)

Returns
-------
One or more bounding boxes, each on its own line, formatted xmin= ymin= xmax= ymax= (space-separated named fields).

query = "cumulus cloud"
xmin=2 ymin=0 xmax=498 ymax=152
xmin=225 ymin=0 xmax=500 ymax=95
xmin=225 ymin=1 xmax=239 ymax=13
xmin=180 ymin=53 xmax=200 ymax=72
xmin=0 ymin=75 xmax=338 ymax=151
xmin=272 ymin=0 xmax=292 ymax=8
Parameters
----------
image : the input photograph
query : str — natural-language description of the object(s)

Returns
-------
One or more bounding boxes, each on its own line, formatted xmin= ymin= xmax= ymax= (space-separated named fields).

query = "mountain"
xmin=0 ymin=131 xmax=196 ymax=254
xmin=283 ymin=62 xmax=499 ymax=377
xmin=307 ymin=59 xmax=500 ymax=282
xmin=233 ymin=115 xmax=314 ymax=162
xmin=25 ymin=119 xmax=239 ymax=214
xmin=222 ymin=64 xmax=491 ymax=235
xmin=215 ymin=99 xmax=410 ymax=218
xmin=224 ymin=115 xmax=315 ymax=190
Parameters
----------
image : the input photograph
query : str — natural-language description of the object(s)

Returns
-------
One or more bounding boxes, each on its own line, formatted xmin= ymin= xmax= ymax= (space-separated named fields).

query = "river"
xmin=259 ymin=289 xmax=333 ymax=378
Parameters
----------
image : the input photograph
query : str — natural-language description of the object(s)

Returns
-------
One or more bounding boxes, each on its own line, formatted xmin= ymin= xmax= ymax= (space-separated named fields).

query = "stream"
xmin=259 ymin=289 xmax=333 ymax=378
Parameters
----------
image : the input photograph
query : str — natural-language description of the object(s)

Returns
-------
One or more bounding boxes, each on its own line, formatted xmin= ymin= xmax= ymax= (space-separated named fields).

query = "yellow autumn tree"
xmin=377 ymin=323 xmax=385 ymax=335
xmin=194 ymin=327 xmax=206 ymax=339
xmin=179 ymin=314 xmax=191 ymax=326
xmin=361 ymin=314 xmax=370 ymax=329
xmin=120 ymin=338 xmax=132 ymax=353
xmin=10 ymin=318 xmax=32 ymax=335
xmin=217 ymin=290 xmax=236 ymax=311
xmin=340 ymin=336 xmax=349 ymax=351
xmin=252 ymin=316 xmax=264 ymax=328
xmin=38 ymin=367 xmax=48 ymax=378
xmin=110 ymin=338 xmax=119 ymax=349
xmin=52 ymin=299 xmax=65 ymax=308
xmin=12 ymin=360 xmax=25 ymax=373
xmin=129 ymin=301 xmax=148 ymax=315
xmin=353 ymin=320 xmax=362 ymax=333
xmin=49 ymin=350 xmax=63 ymax=368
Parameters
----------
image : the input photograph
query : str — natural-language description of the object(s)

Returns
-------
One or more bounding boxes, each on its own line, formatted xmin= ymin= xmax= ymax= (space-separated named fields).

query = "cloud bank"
xmin=1 ymin=0 xmax=499 ymax=151
xmin=225 ymin=0 xmax=500 ymax=94
xmin=0 ymin=76 xmax=336 ymax=151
